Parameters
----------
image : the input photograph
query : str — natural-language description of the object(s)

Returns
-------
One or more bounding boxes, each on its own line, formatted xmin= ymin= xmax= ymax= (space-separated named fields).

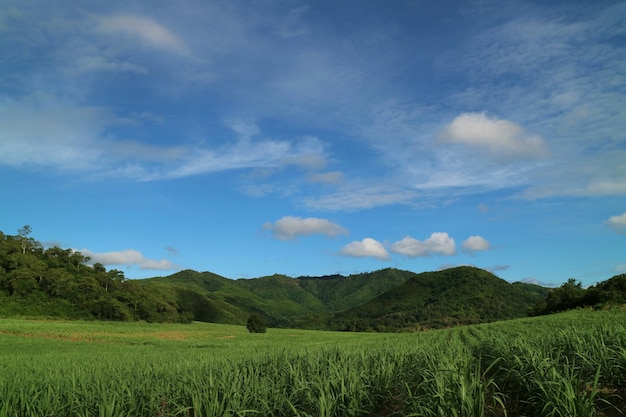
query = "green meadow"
xmin=1 ymin=309 xmax=625 ymax=416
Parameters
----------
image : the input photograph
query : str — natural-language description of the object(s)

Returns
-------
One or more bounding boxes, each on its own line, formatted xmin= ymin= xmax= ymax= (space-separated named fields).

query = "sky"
xmin=1 ymin=0 xmax=625 ymax=287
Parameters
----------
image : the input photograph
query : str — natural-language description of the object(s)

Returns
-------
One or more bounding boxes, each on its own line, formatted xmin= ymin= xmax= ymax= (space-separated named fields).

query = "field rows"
xmin=0 ymin=310 xmax=624 ymax=416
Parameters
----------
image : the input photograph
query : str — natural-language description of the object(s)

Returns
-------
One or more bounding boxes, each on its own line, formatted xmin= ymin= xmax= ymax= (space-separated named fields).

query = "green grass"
xmin=1 ymin=309 xmax=625 ymax=416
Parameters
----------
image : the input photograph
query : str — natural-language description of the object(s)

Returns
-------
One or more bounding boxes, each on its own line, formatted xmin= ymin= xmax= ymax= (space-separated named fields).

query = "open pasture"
xmin=1 ymin=310 xmax=625 ymax=416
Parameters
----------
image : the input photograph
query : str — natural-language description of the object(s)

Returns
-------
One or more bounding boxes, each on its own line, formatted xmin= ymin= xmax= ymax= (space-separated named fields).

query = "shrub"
xmin=246 ymin=314 xmax=267 ymax=333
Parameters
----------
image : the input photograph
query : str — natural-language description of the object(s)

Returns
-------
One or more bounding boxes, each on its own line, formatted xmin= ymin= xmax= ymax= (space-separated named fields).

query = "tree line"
xmin=533 ymin=276 xmax=626 ymax=315
xmin=0 ymin=226 xmax=192 ymax=322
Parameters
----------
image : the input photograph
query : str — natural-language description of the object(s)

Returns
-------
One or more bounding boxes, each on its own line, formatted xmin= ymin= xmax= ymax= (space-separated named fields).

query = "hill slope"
xmin=141 ymin=268 xmax=416 ymax=326
xmin=328 ymin=266 xmax=550 ymax=331
xmin=143 ymin=267 xmax=549 ymax=330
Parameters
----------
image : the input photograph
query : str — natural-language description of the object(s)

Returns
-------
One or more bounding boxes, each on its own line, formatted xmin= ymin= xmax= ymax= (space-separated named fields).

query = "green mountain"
xmin=327 ymin=266 xmax=550 ymax=331
xmin=141 ymin=268 xmax=416 ymax=327
xmin=140 ymin=266 xmax=549 ymax=331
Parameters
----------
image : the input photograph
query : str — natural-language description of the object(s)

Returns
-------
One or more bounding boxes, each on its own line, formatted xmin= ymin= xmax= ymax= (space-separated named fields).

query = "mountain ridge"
xmin=141 ymin=266 xmax=550 ymax=330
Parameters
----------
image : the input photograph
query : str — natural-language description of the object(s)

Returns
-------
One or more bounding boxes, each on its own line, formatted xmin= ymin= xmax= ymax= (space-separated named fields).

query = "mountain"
xmin=326 ymin=266 xmax=550 ymax=331
xmin=141 ymin=268 xmax=416 ymax=327
xmin=141 ymin=266 xmax=549 ymax=331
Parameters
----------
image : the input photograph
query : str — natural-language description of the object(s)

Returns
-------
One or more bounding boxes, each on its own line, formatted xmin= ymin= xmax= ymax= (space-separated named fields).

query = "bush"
xmin=246 ymin=314 xmax=267 ymax=333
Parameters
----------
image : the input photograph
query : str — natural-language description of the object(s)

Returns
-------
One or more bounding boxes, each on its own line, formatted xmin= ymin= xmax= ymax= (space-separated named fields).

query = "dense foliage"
xmin=0 ymin=310 xmax=624 ymax=416
xmin=0 ymin=227 xmax=192 ymax=322
xmin=147 ymin=267 xmax=550 ymax=331
xmin=534 ymin=275 xmax=626 ymax=315
xmin=145 ymin=268 xmax=420 ymax=328
xmin=246 ymin=314 xmax=267 ymax=333
xmin=327 ymin=266 xmax=550 ymax=331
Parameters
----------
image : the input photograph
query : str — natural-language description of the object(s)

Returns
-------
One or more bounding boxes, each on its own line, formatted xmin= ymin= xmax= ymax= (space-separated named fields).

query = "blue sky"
xmin=1 ymin=0 xmax=625 ymax=286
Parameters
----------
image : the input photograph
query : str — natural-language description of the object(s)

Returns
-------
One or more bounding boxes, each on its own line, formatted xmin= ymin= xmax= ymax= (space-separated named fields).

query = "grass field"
xmin=1 ymin=309 xmax=625 ymax=416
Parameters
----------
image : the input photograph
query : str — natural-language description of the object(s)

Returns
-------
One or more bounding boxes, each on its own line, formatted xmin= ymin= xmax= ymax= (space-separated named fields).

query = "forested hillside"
xmin=144 ymin=268 xmax=418 ymax=327
xmin=327 ymin=267 xmax=550 ymax=331
xmin=0 ymin=227 xmax=192 ymax=322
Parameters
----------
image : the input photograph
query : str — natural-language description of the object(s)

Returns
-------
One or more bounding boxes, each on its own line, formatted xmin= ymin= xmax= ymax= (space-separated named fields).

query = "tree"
xmin=246 ymin=314 xmax=267 ymax=333
xmin=543 ymin=278 xmax=585 ymax=313
xmin=17 ymin=225 xmax=33 ymax=255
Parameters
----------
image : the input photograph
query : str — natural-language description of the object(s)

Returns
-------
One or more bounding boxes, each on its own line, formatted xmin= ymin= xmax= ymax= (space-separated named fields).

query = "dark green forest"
xmin=1 ymin=227 xmax=624 ymax=331
xmin=0 ymin=226 xmax=192 ymax=323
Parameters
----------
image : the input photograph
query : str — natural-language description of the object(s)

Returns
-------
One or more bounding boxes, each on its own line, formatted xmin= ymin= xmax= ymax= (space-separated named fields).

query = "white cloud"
xmin=439 ymin=112 xmax=547 ymax=159
xmin=391 ymin=233 xmax=457 ymax=258
xmin=462 ymin=235 xmax=491 ymax=252
xmin=80 ymin=248 xmax=180 ymax=271
xmin=96 ymin=14 xmax=190 ymax=55
xmin=341 ymin=238 xmax=390 ymax=261
xmin=607 ymin=212 xmax=626 ymax=234
xmin=265 ymin=216 xmax=348 ymax=240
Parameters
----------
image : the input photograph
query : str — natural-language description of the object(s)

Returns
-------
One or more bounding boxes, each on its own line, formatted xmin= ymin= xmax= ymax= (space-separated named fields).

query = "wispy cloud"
xmin=73 ymin=56 xmax=148 ymax=74
xmin=0 ymin=95 xmax=327 ymax=182
xmin=275 ymin=5 xmax=310 ymax=38
xmin=264 ymin=216 xmax=348 ymax=241
xmin=2 ymin=0 xmax=624 ymax=212
xmin=0 ymin=100 xmax=110 ymax=171
xmin=96 ymin=14 xmax=190 ymax=55
xmin=302 ymin=183 xmax=419 ymax=212
xmin=149 ymin=137 xmax=326 ymax=181
xmin=308 ymin=171 xmax=344 ymax=184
